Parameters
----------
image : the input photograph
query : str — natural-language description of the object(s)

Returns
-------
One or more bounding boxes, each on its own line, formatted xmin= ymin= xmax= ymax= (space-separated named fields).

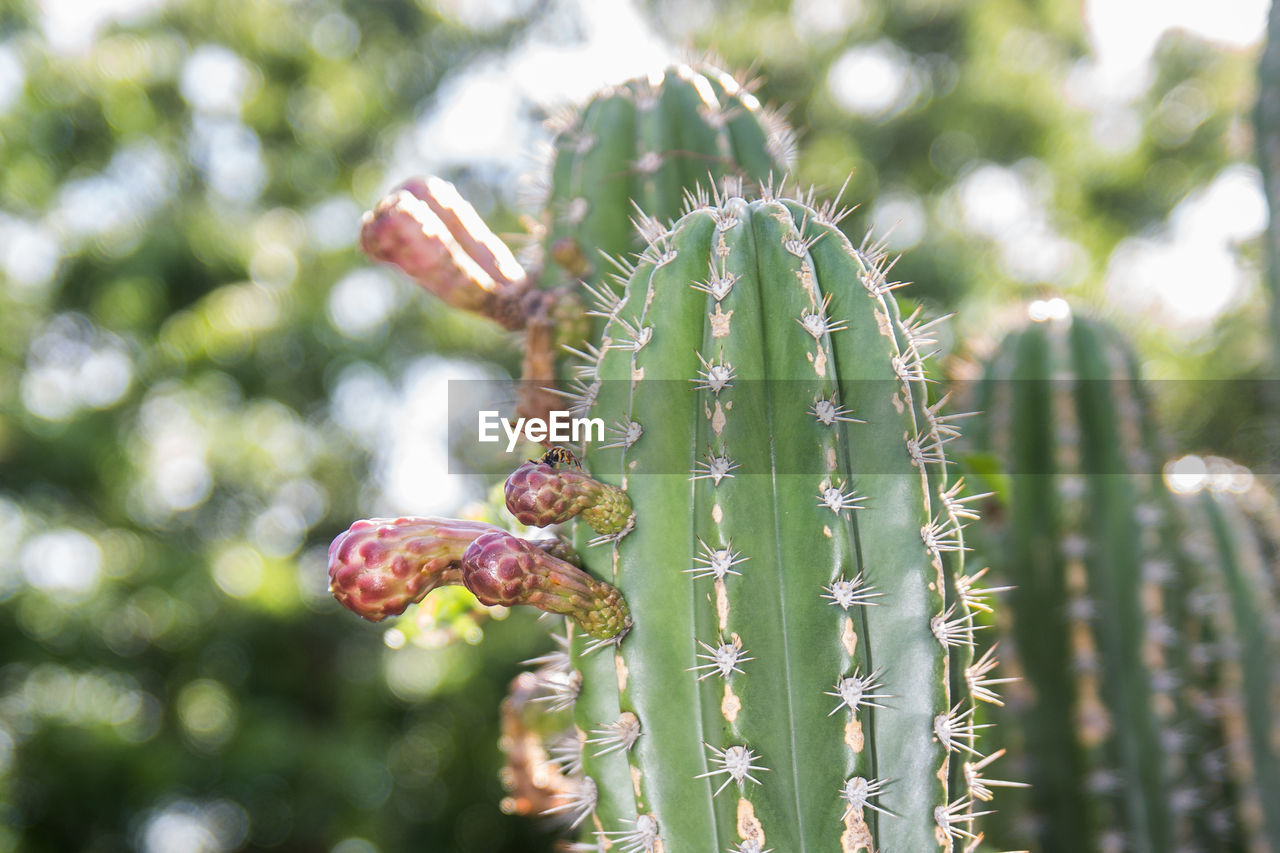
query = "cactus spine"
xmin=504 ymin=184 xmax=1001 ymax=852
xmin=972 ymin=311 xmax=1280 ymax=852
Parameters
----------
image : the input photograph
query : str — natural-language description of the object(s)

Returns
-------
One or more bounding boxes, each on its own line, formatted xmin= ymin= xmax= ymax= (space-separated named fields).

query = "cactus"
xmin=1175 ymin=463 xmax=1280 ymax=852
xmin=495 ymin=183 xmax=1003 ymax=852
xmin=971 ymin=310 xmax=1280 ymax=852
xmin=533 ymin=63 xmax=795 ymax=305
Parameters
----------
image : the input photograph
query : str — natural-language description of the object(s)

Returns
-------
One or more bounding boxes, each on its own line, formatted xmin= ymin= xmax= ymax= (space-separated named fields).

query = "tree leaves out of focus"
xmin=0 ymin=1 xmax=563 ymax=851
xmin=0 ymin=0 xmax=1270 ymax=851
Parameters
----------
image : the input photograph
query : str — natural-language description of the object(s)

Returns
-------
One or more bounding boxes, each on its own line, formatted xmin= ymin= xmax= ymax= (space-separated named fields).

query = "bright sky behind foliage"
xmin=29 ymin=0 xmax=1273 ymax=332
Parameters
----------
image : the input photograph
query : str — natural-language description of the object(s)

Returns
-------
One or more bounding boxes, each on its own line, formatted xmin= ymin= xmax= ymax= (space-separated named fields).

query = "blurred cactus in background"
xmin=970 ymin=311 xmax=1280 ymax=853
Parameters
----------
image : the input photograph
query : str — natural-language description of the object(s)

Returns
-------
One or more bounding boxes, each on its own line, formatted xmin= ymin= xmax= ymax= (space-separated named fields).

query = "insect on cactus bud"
xmin=535 ymin=63 xmax=795 ymax=345
xmin=505 ymin=460 xmax=634 ymax=536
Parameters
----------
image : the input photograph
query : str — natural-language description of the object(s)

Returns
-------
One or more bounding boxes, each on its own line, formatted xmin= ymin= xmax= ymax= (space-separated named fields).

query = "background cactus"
xmin=530 ymin=63 xmax=795 ymax=316
xmin=499 ymin=183 xmax=1004 ymax=852
xmin=970 ymin=311 xmax=1280 ymax=852
xmin=1177 ymin=466 xmax=1280 ymax=851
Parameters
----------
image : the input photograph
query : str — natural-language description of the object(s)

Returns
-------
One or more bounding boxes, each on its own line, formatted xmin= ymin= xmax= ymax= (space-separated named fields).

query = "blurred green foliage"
xmin=0 ymin=0 xmax=1270 ymax=850
xmin=0 ymin=0 xmax=560 ymax=850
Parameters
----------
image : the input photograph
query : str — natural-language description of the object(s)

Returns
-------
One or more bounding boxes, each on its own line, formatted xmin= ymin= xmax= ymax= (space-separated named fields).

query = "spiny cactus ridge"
xmin=1179 ymin=473 xmax=1280 ymax=851
xmin=502 ymin=181 xmax=1006 ymax=852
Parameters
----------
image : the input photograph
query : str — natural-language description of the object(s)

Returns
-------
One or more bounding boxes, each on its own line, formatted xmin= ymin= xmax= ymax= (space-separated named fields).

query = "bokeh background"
xmin=0 ymin=0 xmax=1275 ymax=850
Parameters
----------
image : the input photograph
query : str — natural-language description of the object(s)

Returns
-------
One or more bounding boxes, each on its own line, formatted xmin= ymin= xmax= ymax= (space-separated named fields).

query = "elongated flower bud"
xmin=327 ymin=516 xmax=481 ymax=621
xmin=360 ymin=182 xmax=530 ymax=329
xmin=505 ymin=461 xmax=633 ymax=535
xmin=328 ymin=517 xmax=589 ymax=623
xmin=399 ymin=176 xmax=528 ymax=289
xmin=461 ymin=529 xmax=630 ymax=640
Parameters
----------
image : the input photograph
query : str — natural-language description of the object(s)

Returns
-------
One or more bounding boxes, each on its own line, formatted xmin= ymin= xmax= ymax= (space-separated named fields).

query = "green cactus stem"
xmin=327 ymin=516 xmax=628 ymax=640
xmin=512 ymin=182 xmax=1004 ymax=852
xmin=971 ymin=310 xmax=1259 ymax=853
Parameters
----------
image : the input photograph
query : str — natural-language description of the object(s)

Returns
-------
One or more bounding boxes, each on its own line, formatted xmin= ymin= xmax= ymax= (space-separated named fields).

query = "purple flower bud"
xmin=327 ymin=517 xmax=490 ymax=622
xmin=505 ymin=462 xmax=633 ymax=535
xmin=462 ymin=529 xmax=630 ymax=640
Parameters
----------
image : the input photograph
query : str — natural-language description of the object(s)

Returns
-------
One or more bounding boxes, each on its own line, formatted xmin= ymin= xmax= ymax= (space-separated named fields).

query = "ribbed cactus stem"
xmin=512 ymin=184 xmax=1002 ymax=851
xmin=327 ymin=517 xmax=628 ymax=639
xmin=536 ymin=65 xmax=794 ymax=339
xmin=505 ymin=460 xmax=634 ymax=535
xmin=973 ymin=311 xmax=1250 ymax=852
xmin=1181 ymin=477 xmax=1280 ymax=851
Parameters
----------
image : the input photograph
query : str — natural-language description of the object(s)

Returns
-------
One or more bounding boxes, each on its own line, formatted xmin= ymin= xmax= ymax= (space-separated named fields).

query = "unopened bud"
xmin=505 ymin=461 xmax=633 ymax=535
xmin=461 ymin=528 xmax=630 ymax=639
xmin=400 ymin=176 xmax=527 ymax=288
xmin=328 ymin=517 xmax=580 ymax=622
xmin=360 ymin=178 xmax=532 ymax=330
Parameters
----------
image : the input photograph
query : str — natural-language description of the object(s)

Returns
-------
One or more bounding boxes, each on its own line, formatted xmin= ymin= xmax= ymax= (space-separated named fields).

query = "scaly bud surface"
xmin=505 ymin=461 xmax=633 ymax=535
xmin=327 ymin=516 xmax=484 ymax=622
xmin=462 ymin=529 xmax=630 ymax=640
xmin=360 ymin=182 xmax=531 ymax=330
xmin=327 ymin=517 xmax=625 ymax=634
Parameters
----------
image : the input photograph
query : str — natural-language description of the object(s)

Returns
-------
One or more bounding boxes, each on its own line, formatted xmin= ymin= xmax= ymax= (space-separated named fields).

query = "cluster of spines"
xmin=534 ymin=182 xmax=1014 ymax=852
